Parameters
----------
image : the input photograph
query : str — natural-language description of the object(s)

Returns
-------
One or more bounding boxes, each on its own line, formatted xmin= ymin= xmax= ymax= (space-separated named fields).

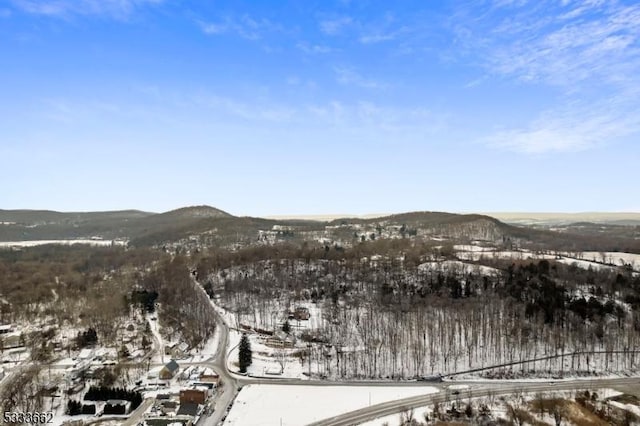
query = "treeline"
xmin=0 ymin=245 xmax=160 ymax=323
xmin=141 ymin=256 xmax=216 ymax=349
xmin=195 ymin=239 xmax=447 ymax=277
xmin=75 ymin=327 xmax=98 ymax=348
xmin=203 ymin=243 xmax=640 ymax=378
xmin=66 ymin=400 xmax=95 ymax=415
xmin=84 ymin=386 xmax=143 ymax=407
xmin=129 ymin=289 xmax=158 ymax=313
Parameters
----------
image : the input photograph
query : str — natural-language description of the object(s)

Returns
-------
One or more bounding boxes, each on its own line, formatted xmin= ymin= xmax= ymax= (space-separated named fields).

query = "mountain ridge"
xmin=1 ymin=206 xmax=638 ymax=253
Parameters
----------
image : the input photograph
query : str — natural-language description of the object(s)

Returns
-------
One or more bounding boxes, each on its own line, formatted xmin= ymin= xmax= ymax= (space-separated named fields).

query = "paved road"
xmin=4 ymin=274 xmax=632 ymax=426
xmin=170 ymin=279 xmax=640 ymax=426
xmin=195 ymin=286 xmax=240 ymax=426
xmin=307 ymin=377 xmax=640 ymax=426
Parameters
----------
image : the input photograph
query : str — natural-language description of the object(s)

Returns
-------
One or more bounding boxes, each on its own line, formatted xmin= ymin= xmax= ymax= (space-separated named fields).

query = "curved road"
xmin=127 ymin=278 xmax=640 ymax=426
xmin=308 ymin=377 xmax=640 ymax=426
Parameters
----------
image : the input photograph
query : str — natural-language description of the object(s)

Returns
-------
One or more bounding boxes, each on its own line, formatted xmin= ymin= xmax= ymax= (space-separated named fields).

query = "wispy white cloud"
xmin=485 ymin=95 xmax=640 ymax=153
xmin=455 ymin=0 xmax=640 ymax=153
xmin=334 ymin=67 xmax=387 ymax=89
xmin=356 ymin=12 xmax=412 ymax=45
xmin=199 ymin=15 xmax=282 ymax=40
xmin=10 ymin=0 xmax=162 ymax=19
xmin=359 ymin=32 xmax=395 ymax=44
xmin=359 ymin=25 xmax=409 ymax=44
xmin=461 ymin=0 xmax=640 ymax=88
xmin=296 ymin=42 xmax=334 ymax=54
xmin=193 ymin=94 xmax=296 ymax=122
xmin=305 ymin=100 xmax=448 ymax=139
xmin=319 ymin=16 xmax=352 ymax=35
xmin=318 ymin=13 xmax=421 ymax=47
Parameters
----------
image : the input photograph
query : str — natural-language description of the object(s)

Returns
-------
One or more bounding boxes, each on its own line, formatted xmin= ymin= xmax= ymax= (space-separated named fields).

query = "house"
xmin=177 ymin=342 xmax=189 ymax=354
xmin=165 ymin=342 xmax=189 ymax=357
xmin=0 ymin=324 xmax=13 ymax=334
xmin=180 ymin=388 xmax=207 ymax=405
xmin=199 ymin=370 xmax=219 ymax=386
xmin=159 ymin=400 xmax=178 ymax=415
xmin=290 ymin=306 xmax=310 ymax=320
xmin=176 ymin=402 xmax=200 ymax=417
xmin=1 ymin=331 xmax=23 ymax=348
xmin=103 ymin=399 xmax=131 ymax=415
xmin=165 ymin=342 xmax=178 ymax=355
xmin=145 ymin=418 xmax=193 ymax=426
xmin=159 ymin=359 xmax=180 ymax=380
xmin=266 ymin=331 xmax=296 ymax=348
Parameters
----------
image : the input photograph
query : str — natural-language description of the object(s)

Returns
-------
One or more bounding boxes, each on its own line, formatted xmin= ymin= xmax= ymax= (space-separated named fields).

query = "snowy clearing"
xmin=223 ymin=384 xmax=439 ymax=426
xmin=418 ymin=260 xmax=499 ymax=276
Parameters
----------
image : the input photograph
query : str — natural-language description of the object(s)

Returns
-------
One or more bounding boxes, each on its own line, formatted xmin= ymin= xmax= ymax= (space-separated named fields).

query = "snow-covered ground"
xmin=226 ymin=330 xmax=306 ymax=379
xmin=0 ymin=239 xmax=127 ymax=247
xmin=577 ymin=251 xmax=640 ymax=268
xmin=418 ymin=260 xmax=499 ymax=276
xmin=146 ymin=313 xmax=166 ymax=365
xmin=359 ymin=387 xmax=625 ymax=426
xmin=555 ymin=257 xmax=617 ymax=272
xmin=456 ymin=249 xmax=556 ymax=262
xmin=223 ymin=384 xmax=439 ymax=426
xmin=453 ymin=244 xmax=495 ymax=252
xmin=454 ymin=246 xmax=640 ymax=275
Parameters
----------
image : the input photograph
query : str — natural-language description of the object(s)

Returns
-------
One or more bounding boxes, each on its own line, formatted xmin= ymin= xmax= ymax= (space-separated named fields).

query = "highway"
xmin=308 ymin=377 xmax=640 ymax=426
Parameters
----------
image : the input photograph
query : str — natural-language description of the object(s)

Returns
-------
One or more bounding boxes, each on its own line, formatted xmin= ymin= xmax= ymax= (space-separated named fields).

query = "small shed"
xmin=160 ymin=359 xmax=180 ymax=380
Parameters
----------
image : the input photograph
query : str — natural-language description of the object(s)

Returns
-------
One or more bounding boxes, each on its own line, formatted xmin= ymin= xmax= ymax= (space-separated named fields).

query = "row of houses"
xmin=140 ymin=361 xmax=219 ymax=425
xmin=143 ymin=385 xmax=214 ymax=426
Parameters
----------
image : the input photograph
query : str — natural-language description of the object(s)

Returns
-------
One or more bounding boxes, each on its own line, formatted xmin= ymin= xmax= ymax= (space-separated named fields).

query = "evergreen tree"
xmin=66 ymin=400 xmax=82 ymax=416
xmin=238 ymin=333 xmax=252 ymax=373
xmin=282 ymin=320 xmax=290 ymax=334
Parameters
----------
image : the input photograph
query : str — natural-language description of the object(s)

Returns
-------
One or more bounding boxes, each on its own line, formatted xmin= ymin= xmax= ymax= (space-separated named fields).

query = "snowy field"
xmin=555 ymin=257 xmax=617 ymax=272
xmin=456 ymin=249 xmax=556 ymax=262
xmin=226 ymin=330 xmax=306 ymax=378
xmin=418 ymin=260 xmax=499 ymax=276
xmin=577 ymin=251 xmax=640 ymax=267
xmin=0 ymin=239 xmax=127 ymax=247
xmin=223 ymin=384 xmax=439 ymax=426
xmin=359 ymin=387 xmax=623 ymax=426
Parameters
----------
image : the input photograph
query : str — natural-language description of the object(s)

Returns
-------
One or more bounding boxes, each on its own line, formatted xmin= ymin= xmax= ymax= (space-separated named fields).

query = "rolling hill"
xmin=1 ymin=206 xmax=638 ymax=253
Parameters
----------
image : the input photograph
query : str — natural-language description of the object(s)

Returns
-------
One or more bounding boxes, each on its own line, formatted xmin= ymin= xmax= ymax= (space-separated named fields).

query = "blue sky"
xmin=1 ymin=0 xmax=639 ymax=215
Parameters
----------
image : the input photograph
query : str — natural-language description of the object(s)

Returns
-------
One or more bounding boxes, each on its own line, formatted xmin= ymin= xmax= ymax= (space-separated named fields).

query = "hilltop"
xmin=1 ymin=206 xmax=638 ymax=253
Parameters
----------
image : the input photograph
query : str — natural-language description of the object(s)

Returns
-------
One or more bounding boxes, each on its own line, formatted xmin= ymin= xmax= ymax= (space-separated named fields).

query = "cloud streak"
xmin=334 ymin=67 xmax=387 ymax=89
xmin=199 ymin=15 xmax=283 ymax=40
xmin=10 ymin=0 xmax=162 ymax=19
xmin=319 ymin=16 xmax=352 ymax=35
xmin=455 ymin=0 xmax=640 ymax=153
xmin=486 ymin=97 xmax=640 ymax=153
